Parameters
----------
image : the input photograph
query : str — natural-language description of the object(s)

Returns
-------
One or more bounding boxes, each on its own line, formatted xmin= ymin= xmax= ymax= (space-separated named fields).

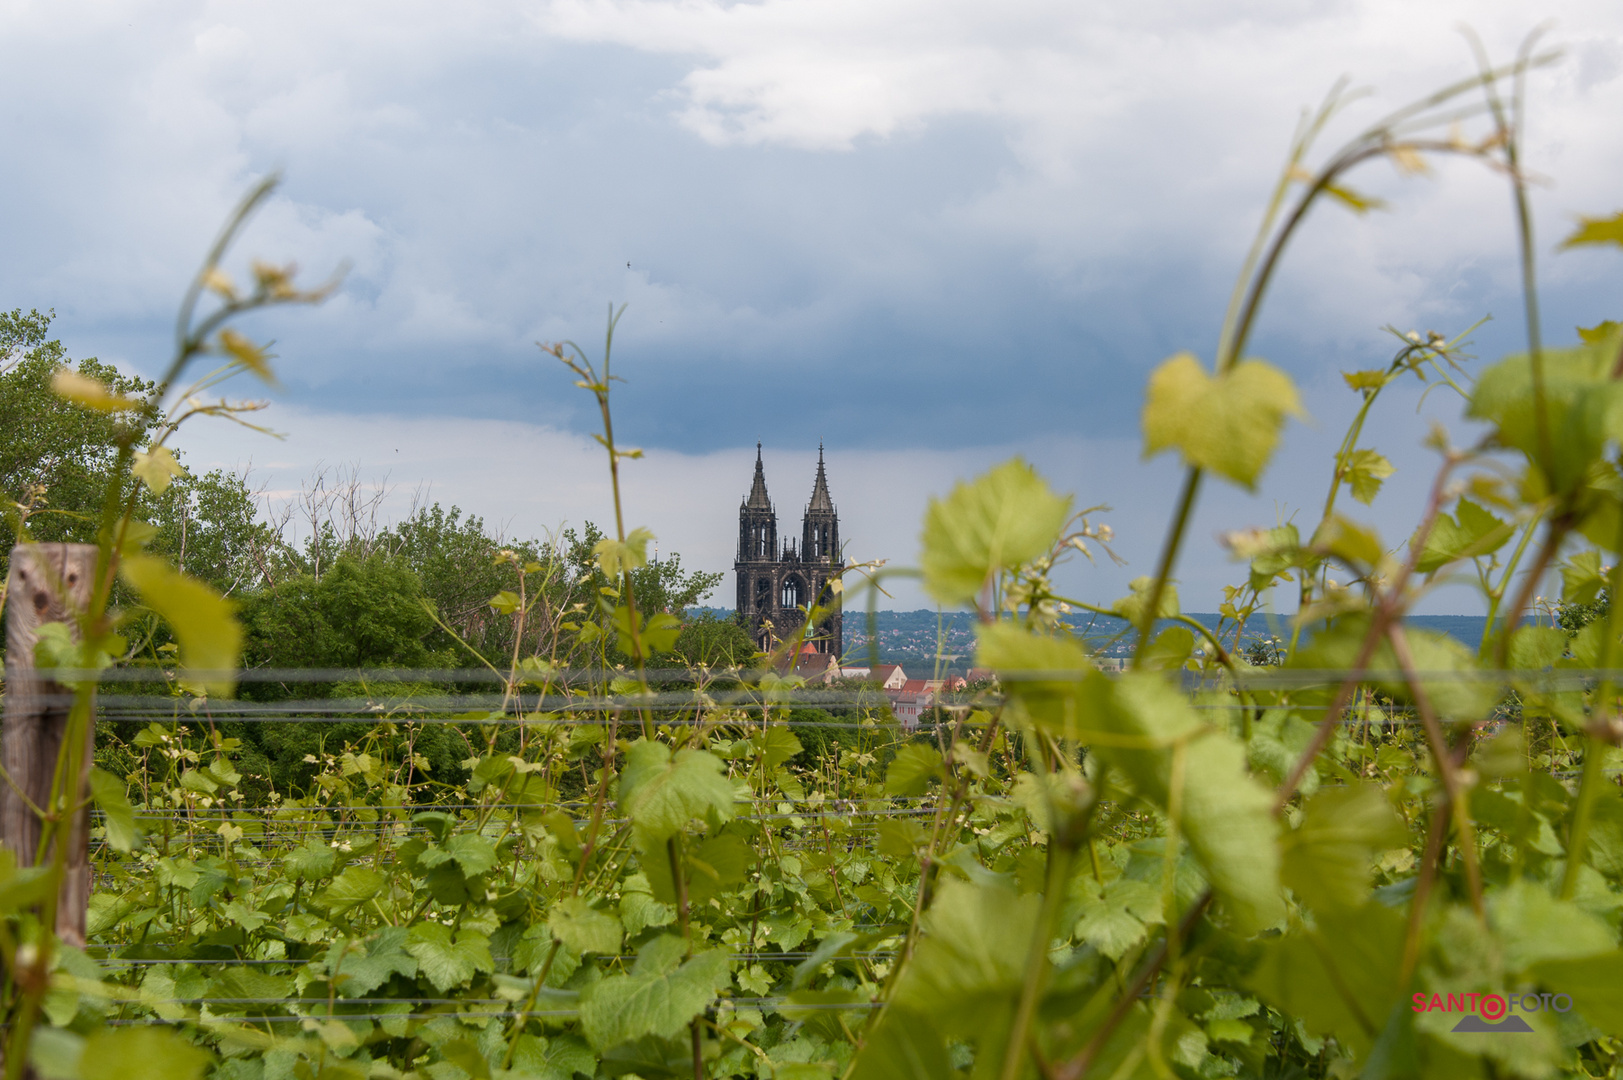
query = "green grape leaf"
xmin=1087 ymin=671 xmax=1284 ymax=933
xmin=178 ymin=769 xmax=217 ymax=795
xmin=1584 ymin=789 xmax=1623 ymax=876
xmin=1247 ymin=902 xmax=1406 ymax=1059
xmin=1343 ymin=448 xmax=1395 ymax=504
xmin=332 ymin=927 xmax=418 ymax=997
xmin=283 ymin=837 xmax=338 ymax=882
xmin=790 ymin=931 xmax=860 ymax=990
xmin=779 ymin=988 xmax=869 ymax=1043
xmin=884 ymin=743 xmax=944 ymax=797
xmin=29 ymin=1027 xmax=84 ymax=1080
xmin=1529 ymin=950 xmax=1623 ymax=1037
xmin=1311 ymin=515 xmax=1384 ymax=570
xmin=74 ymin=1027 xmax=211 ymax=1080
xmin=314 ymin=866 xmax=385 ymax=915
xmin=1280 ymin=784 xmax=1406 ymax=912
xmin=89 ymin=767 xmax=140 ymax=852
xmin=1143 ymin=352 xmax=1305 ymax=489
xmin=751 ymin=726 xmax=803 ymax=770
xmin=510 ymin=1033 xmax=597 ymax=1080
xmin=1343 ymin=369 xmax=1388 ymax=391
xmin=1291 ymin=615 xmax=1498 ymax=721
xmin=131 ymin=445 xmax=184 ymax=494
xmin=1139 ymin=626 xmax=1195 ymax=672
xmin=119 ymin=555 xmax=241 ymax=697
xmin=609 ymin=604 xmax=682 ymax=656
xmin=593 ymin=526 xmax=655 ymax=578
xmin=644 ymin=832 xmax=751 ymax=906
xmin=1580 ymin=321 xmax=1623 ymax=345
xmin=619 ymin=874 xmax=675 ymax=937
xmin=773 ymin=767 xmax=805 ymax=801
xmin=618 ymin=740 xmax=735 ymax=843
xmin=1416 ymin=498 xmax=1514 ymax=574
xmin=1074 ymin=876 xmax=1163 ymax=960
xmin=890 ymin=880 xmax=1037 ymax=1029
xmin=437 ymin=1040 xmax=490 ymax=1079
xmin=548 ymin=896 xmax=623 ymax=956
xmin=920 ymin=457 xmax=1072 ymax=605
xmin=439 ymin=833 xmax=499 ymax=877
xmin=686 ymin=832 xmax=751 ymax=902
xmin=1561 ymin=211 xmax=1623 ymax=249
xmin=990 ymin=634 xmax=1280 ymax=930
xmin=1561 ymin=550 xmax=1606 ymax=605
xmin=1238 ymin=522 xmax=1310 ymax=590
xmin=489 ymin=590 xmax=521 ymax=614
xmin=1490 ymin=880 xmax=1615 ymax=970
xmin=1469 ymin=339 xmax=1623 ymax=497
xmin=406 ymin=923 xmax=494 ymax=991
xmin=578 ymin=935 xmax=730 ymax=1049
xmin=846 ymin=1007 xmax=952 ymax=1080
xmin=643 ymin=611 xmax=682 ymax=654
xmin=875 ymin=819 xmax=927 ymax=858
xmin=1509 ymin=626 xmax=1567 ymax=671
xmin=205 ymin=966 xmax=294 ymax=1009
xmin=975 ymin=622 xmax=1092 ymax=738
xmin=1112 ymin=574 xmax=1180 ymax=624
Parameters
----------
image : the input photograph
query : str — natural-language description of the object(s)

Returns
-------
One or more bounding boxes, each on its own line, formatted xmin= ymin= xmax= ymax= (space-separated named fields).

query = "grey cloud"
xmin=0 ymin=0 xmax=1616 ymax=619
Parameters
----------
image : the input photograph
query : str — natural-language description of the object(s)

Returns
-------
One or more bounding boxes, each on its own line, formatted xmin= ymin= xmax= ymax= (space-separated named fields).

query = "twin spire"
xmin=808 ymin=443 xmax=834 ymax=513
xmin=746 ymin=442 xmax=772 ymax=509
xmin=744 ymin=441 xmax=833 ymax=513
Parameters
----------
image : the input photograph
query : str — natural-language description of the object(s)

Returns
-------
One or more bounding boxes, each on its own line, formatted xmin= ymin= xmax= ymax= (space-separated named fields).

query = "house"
xmin=892 ymin=682 xmax=929 ymax=728
xmin=871 ymin=664 xmax=908 ymax=690
xmin=775 ymin=642 xmax=841 ymax=684
xmin=889 ymin=676 xmax=964 ymax=728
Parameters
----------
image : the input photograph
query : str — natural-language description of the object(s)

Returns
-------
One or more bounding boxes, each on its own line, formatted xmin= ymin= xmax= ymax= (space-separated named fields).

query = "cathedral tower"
xmin=734 ymin=445 xmax=843 ymax=655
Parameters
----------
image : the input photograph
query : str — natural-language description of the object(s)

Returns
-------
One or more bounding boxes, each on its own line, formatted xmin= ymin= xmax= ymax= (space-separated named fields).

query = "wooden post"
xmin=2 ymin=543 xmax=97 ymax=947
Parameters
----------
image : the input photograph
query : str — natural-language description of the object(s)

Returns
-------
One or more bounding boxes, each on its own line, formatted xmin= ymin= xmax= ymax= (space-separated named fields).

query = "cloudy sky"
xmin=5 ymin=0 xmax=1623 ymax=613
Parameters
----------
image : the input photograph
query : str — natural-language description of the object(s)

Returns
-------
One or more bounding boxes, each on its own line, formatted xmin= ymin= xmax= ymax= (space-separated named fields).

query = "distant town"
xmin=694 ymin=607 xmax=1511 ymax=670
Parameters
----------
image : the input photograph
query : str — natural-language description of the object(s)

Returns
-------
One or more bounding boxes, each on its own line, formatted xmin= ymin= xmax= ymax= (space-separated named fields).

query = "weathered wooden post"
xmin=2 ymin=543 xmax=97 ymax=946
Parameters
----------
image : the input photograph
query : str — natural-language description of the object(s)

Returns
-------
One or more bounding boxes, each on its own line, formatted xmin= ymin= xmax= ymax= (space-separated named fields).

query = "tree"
xmin=672 ymin=609 xmax=756 ymax=668
xmin=556 ymin=522 xmax=724 ymax=664
xmin=147 ymin=466 xmax=278 ymax=597
xmin=0 ymin=308 xmax=156 ymax=574
xmin=240 ymin=552 xmax=451 ymax=678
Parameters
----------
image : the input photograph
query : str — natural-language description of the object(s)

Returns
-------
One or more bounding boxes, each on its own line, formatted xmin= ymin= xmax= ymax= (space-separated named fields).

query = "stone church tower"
xmin=735 ymin=445 xmax=843 ymax=655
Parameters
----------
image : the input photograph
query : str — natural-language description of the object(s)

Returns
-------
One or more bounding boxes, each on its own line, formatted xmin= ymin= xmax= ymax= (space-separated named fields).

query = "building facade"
xmin=735 ymin=445 xmax=843 ymax=655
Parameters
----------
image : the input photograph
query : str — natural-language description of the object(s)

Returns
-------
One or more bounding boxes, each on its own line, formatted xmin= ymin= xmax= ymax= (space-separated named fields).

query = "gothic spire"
xmin=746 ymin=442 xmax=772 ymax=509
xmin=807 ymin=442 xmax=834 ymax=512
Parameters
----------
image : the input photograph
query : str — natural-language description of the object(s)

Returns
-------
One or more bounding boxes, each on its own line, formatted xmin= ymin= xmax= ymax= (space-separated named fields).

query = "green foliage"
xmin=920 ymin=457 xmax=1071 ymax=605
xmin=1416 ymin=497 xmax=1513 ymax=573
xmin=1142 ymin=352 xmax=1304 ymax=489
xmin=672 ymin=609 xmax=756 ymax=668
xmin=240 ymin=552 xmax=443 ymax=672
xmin=0 ymin=308 xmax=157 ymax=563
xmin=120 ymin=554 xmax=243 ymax=697
xmin=1279 ymin=783 xmax=1405 ymax=911
xmin=146 ymin=467 xmax=277 ymax=596
xmin=579 ymin=937 xmax=731 ymax=1049
xmin=548 ymin=896 xmax=623 ymax=956
xmin=1468 ymin=331 xmax=1623 ymax=505
xmin=619 ymin=740 xmax=736 ymax=844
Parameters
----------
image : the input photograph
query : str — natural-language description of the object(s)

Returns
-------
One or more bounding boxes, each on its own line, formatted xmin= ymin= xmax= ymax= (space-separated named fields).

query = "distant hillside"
xmin=693 ymin=607 xmax=1522 ymax=670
